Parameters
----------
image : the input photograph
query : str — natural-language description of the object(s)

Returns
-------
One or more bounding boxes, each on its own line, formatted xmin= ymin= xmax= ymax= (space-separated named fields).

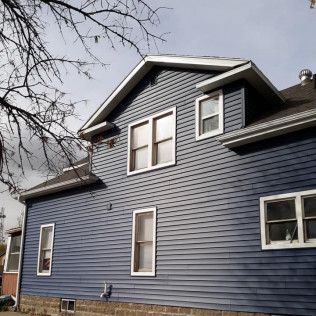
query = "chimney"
xmin=299 ymin=69 xmax=313 ymax=86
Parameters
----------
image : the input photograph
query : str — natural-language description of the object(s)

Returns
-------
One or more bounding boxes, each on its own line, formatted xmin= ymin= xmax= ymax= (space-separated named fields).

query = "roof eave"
xmin=196 ymin=62 xmax=285 ymax=105
xmin=79 ymin=121 xmax=114 ymax=141
xmin=217 ymin=108 xmax=316 ymax=148
xmin=19 ymin=174 xmax=99 ymax=202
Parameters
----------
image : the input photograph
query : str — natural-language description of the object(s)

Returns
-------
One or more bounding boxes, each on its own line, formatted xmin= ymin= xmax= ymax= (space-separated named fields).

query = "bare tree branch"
xmin=0 ymin=0 xmax=166 ymax=192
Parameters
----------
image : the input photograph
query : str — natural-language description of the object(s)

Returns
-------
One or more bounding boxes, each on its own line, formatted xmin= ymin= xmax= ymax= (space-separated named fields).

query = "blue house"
xmin=17 ymin=56 xmax=316 ymax=316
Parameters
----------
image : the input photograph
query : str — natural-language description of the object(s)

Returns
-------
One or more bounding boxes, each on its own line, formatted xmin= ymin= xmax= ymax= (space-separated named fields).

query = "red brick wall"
xmin=2 ymin=272 xmax=18 ymax=296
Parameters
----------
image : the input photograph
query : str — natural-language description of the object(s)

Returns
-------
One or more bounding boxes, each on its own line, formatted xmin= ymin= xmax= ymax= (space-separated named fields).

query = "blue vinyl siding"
xmin=20 ymin=67 xmax=316 ymax=316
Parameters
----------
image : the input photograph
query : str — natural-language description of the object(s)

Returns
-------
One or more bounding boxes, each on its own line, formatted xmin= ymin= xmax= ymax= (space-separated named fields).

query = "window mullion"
xmin=296 ymin=194 xmax=304 ymax=245
xmin=148 ymin=117 xmax=153 ymax=168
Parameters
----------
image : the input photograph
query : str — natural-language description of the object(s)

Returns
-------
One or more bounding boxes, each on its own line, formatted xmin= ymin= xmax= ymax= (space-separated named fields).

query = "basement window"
xmin=131 ymin=208 xmax=156 ymax=276
xmin=61 ymin=299 xmax=76 ymax=313
xmin=127 ymin=108 xmax=176 ymax=175
xmin=195 ymin=89 xmax=224 ymax=141
xmin=37 ymin=223 xmax=55 ymax=276
xmin=260 ymin=189 xmax=316 ymax=249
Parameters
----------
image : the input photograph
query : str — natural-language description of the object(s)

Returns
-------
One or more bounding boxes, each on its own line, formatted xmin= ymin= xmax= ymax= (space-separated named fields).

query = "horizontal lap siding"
xmin=21 ymin=67 xmax=316 ymax=316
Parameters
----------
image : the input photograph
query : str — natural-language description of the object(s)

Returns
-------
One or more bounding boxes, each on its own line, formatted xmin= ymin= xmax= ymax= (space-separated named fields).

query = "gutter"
xmin=79 ymin=121 xmax=114 ymax=141
xmin=19 ymin=174 xmax=99 ymax=202
xmin=217 ymin=108 xmax=316 ymax=148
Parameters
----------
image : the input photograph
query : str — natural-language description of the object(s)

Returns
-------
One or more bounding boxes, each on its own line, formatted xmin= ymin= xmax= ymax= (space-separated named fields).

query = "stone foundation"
xmin=20 ymin=295 xmax=269 ymax=316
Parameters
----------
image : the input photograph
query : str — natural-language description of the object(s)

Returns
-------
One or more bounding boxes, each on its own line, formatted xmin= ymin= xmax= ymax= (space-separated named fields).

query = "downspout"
xmin=15 ymin=201 xmax=27 ymax=311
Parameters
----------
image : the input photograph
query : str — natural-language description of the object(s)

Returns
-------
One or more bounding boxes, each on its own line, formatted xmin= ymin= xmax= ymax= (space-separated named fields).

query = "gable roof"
xmin=79 ymin=55 xmax=249 ymax=135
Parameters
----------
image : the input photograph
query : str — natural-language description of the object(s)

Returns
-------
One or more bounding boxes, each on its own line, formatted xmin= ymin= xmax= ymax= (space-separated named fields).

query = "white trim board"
xmin=79 ymin=55 xmax=248 ymax=131
xmin=217 ymin=108 xmax=316 ymax=148
xmin=196 ymin=62 xmax=284 ymax=105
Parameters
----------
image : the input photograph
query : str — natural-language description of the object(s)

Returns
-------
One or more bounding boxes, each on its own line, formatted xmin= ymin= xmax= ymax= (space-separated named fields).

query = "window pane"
xmin=133 ymin=147 xmax=148 ymax=170
xmin=304 ymin=196 xmax=316 ymax=217
xmin=7 ymin=253 xmax=19 ymax=271
xmin=200 ymin=97 xmax=219 ymax=117
xmin=202 ymin=115 xmax=219 ymax=134
xmin=61 ymin=300 xmax=68 ymax=311
xmin=138 ymin=242 xmax=152 ymax=271
xmin=154 ymin=114 xmax=173 ymax=142
xmin=10 ymin=235 xmax=21 ymax=253
xmin=268 ymin=221 xmax=298 ymax=242
xmin=155 ymin=139 xmax=173 ymax=165
xmin=132 ymin=123 xmax=148 ymax=149
xmin=137 ymin=213 xmax=153 ymax=241
xmin=305 ymin=219 xmax=316 ymax=240
xmin=40 ymin=249 xmax=51 ymax=272
xmin=41 ymin=227 xmax=53 ymax=249
xmin=266 ymin=199 xmax=296 ymax=221
xmin=68 ymin=301 xmax=75 ymax=311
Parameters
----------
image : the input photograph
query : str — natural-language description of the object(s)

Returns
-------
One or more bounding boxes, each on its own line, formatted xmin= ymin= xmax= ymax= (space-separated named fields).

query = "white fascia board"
xmin=217 ymin=108 xmax=316 ymax=148
xmin=79 ymin=121 xmax=114 ymax=141
xmin=62 ymin=162 xmax=88 ymax=172
xmin=196 ymin=62 xmax=285 ymax=104
xmin=19 ymin=174 xmax=99 ymax=202
xmin=80 ymin=55 xmax=248 ymax=131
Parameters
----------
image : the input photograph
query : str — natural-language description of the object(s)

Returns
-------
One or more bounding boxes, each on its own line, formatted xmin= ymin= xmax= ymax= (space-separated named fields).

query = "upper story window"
xmin=260 ymin=189 xmax=316 ymax=249
xmin=131 ymin=208 xmax=156 ymax=276
xmin=37 ymin=223 xmax=55 ymax=276
xmin=195 ymin=90 xmax=224 ymax=141
xmin=5 ymin=234 xmax=21 ymax=272
xmin=127 ymin=108 xmax=176 ymax=175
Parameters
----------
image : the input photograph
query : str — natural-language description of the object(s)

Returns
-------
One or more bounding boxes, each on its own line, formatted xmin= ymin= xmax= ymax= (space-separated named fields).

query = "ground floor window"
xmin=5 ymin=233 xmax=21 ymax=272
xmin=131 ymin=208 xmax=156 ymax=276
xmin=37 ymin=223 xmax=55 ymax=276
xmin=260 ymin=189 xmax=316 ymax=249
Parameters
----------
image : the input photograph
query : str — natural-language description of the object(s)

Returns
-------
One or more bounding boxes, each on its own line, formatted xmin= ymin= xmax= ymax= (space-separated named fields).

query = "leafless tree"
xmin=0 ymin=0 xmax=166 ymax=192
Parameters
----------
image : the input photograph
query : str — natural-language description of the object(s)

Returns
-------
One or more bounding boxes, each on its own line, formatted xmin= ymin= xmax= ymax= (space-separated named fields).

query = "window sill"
xmin=37 ymin=272 xmax=52 ymax=276
xmin=262 ymin=241 xmax=316 ymax=250
xmin=196 ymin=129 xmax=223 ymax=141
xmin=127 ymin=160 xmax=175 ymax=176
xmin=131 ymin=271 xmax=156 ymax=277
xmin=4 ymin=271 xmax=18 ymax=274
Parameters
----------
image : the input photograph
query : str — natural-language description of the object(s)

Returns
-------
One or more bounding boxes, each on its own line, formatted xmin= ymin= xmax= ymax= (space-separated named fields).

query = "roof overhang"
xmin=196 ymin=62 xmax=285 ymax=105
xmin=6 ymin=227 xmax=22 ymax=235
xmin=79 ymin=121 xmax=114 ymax=141
xmin=79 ymin=55 xmax=248 ymax=132
xmin=217 ymin=108 xmax=316 ymax=148
xmin=19 ymin=174 xmax=99 ymax=202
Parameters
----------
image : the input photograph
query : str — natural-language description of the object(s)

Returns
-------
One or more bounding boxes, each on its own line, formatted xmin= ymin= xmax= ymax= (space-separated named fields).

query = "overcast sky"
xmin=1 ymin=0 xmax=316 ymax=233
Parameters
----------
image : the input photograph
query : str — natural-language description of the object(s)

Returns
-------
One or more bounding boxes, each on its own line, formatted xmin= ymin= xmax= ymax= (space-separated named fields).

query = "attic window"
xmin=195 ymin=90 xmax=223 ymax=141
xmin=127 ymin=108 xmax=176 ymax=175
xmin=260 ymin=190 xmax=316 ymax=249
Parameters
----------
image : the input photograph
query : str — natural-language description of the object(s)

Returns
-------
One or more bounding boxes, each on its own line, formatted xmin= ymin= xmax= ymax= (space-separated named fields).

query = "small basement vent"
xmin=61 ymin=299 xmax=76 ymax=313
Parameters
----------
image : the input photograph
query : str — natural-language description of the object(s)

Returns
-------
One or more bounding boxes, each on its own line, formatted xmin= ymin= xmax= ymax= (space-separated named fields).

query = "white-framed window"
xmin=195 ymin=89 xmax=224 ymax=141
xmin=260 ymin=189 xmax=316 ymax=250
xmin=131 ymin=208 xmax=156 ymax=276
xmin=4 ymin=234 xmax=21 ymax=272
xmin=37 ymin=223 xmax=55 ymax=276
xmin=61 ymin=299 xmax=75 ymax=313
xmin=127 ymin=108 xmax=176 ymax=175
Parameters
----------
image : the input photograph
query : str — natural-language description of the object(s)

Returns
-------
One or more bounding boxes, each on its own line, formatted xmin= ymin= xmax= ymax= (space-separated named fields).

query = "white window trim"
xmin=4 ymin=235 xmax=21 ymax=273
xmin=127 ymin=107 xmax=176 ymax=176
xmin=131 ymin=207 xmax=156 ymax=277
xmin=260 ymin=189 xmax=316 ymax=250
xmin=195 ymin=89 xmax=224 ymax=141
xmin=37 ymin=223 xmax=55 ymax=276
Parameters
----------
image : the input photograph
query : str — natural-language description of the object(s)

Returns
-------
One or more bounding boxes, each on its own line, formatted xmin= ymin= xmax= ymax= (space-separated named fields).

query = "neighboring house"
xmin=17 ymin=55 xmax=316 ymax=316
xmin=2 ymin=227 xmax=22 ymax=297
